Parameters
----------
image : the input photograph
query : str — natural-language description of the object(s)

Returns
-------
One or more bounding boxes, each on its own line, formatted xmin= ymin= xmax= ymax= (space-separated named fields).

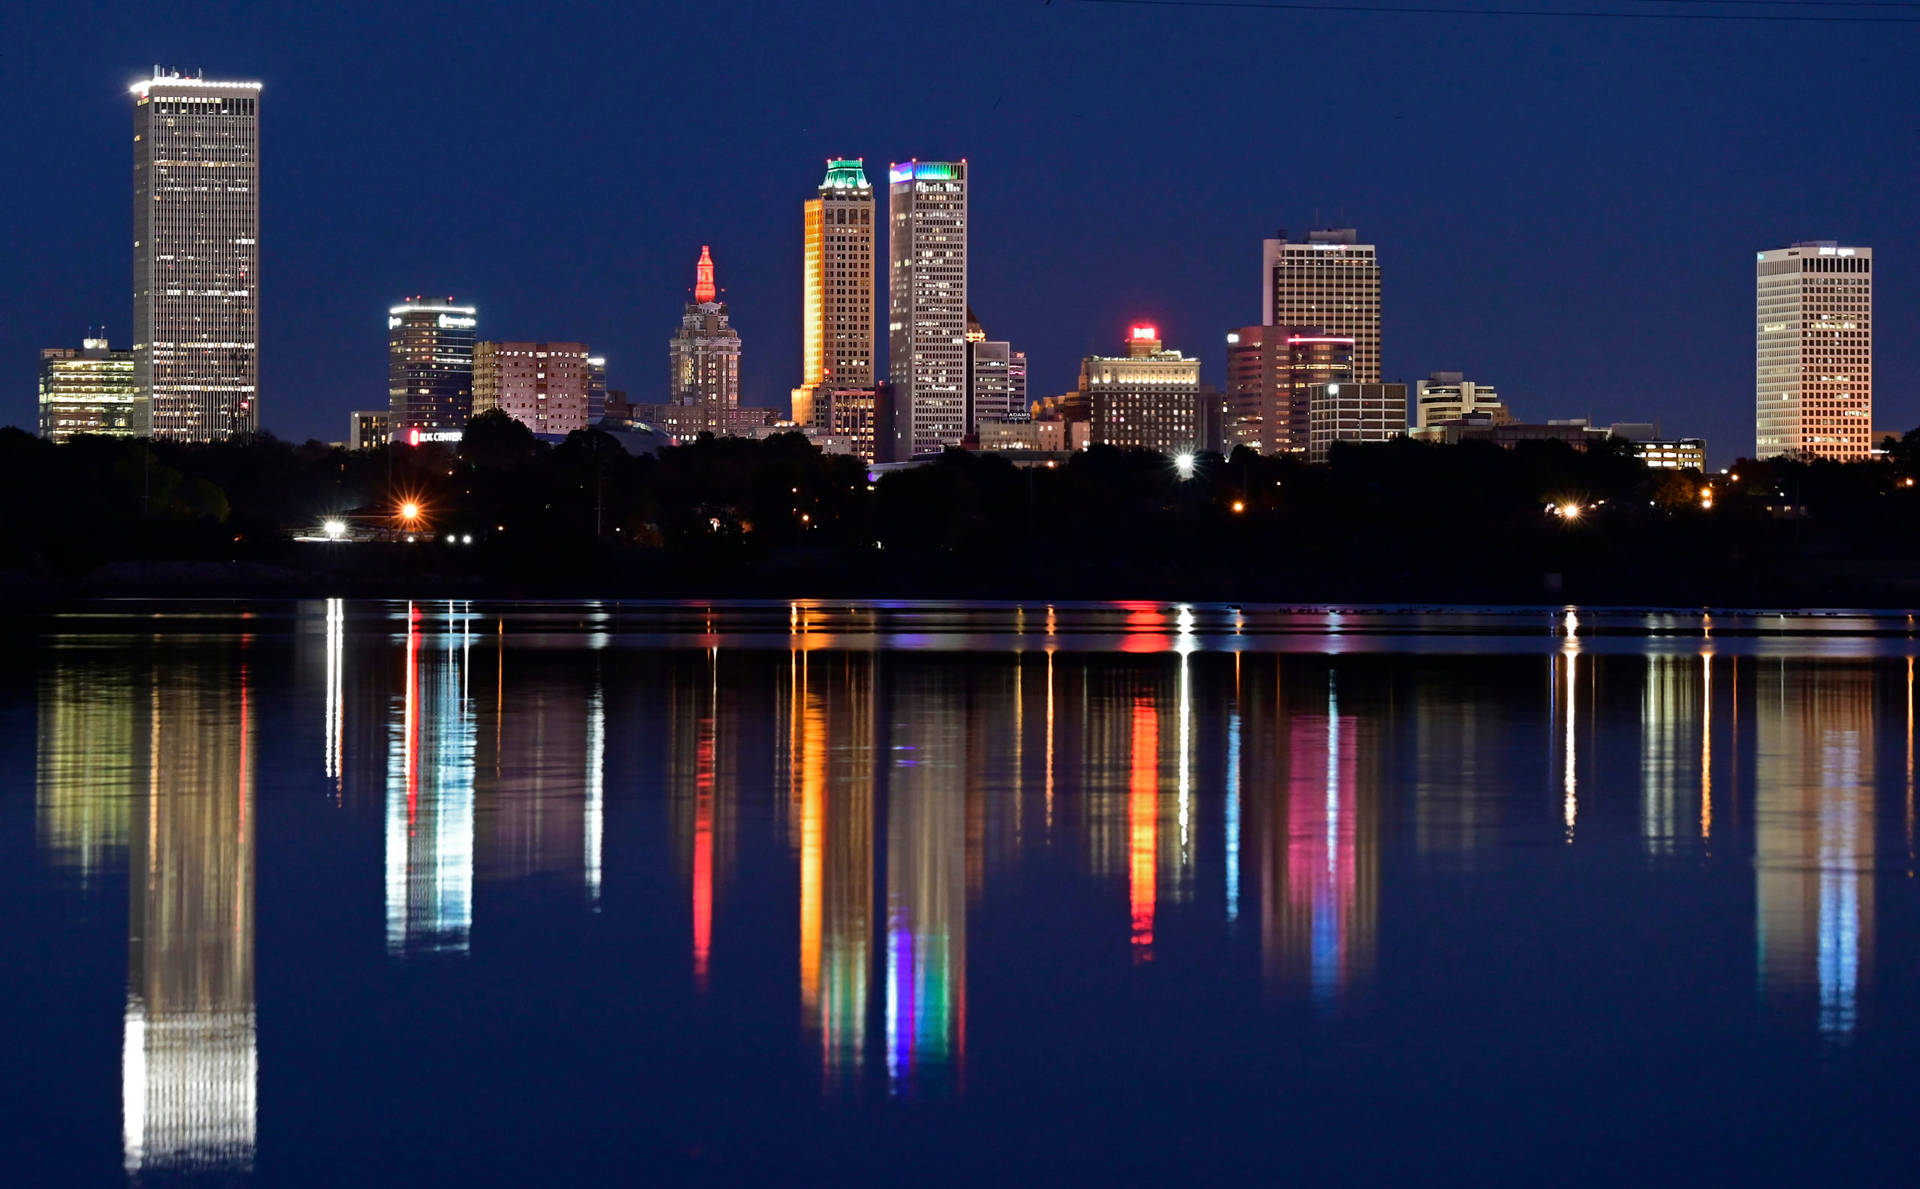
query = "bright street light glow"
xmin=322 ymin=519 xmax=346 ymax=539
xmin=1231 ymin=500 xmax=1245 ymax=513
xmin=400 ymin=501 xmax=420 ymax=520
xmin=1174 ymin=452 xmax=1196 ymax=479
xmin=1559 ymin=503 xmax=1582 ymax=520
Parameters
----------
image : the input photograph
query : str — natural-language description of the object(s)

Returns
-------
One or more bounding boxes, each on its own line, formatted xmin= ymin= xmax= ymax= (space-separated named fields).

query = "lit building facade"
xmin=1415 ymin=371 xmax=1506 ymax=428
xmin=1083 ymin=327 xmax=1206 ymax=454
xmin=1632 ymin=438 xmax=1707 ymax=470
xmin=975 ymin=417 xmax=1074 ymax=453
xmin=40 ymin=337 xmax=139 ymax=441
xmin=348 ymin=409 xmax=390 ymax=450
xmin=794 ymin=160 xmax=876 ymax=429
xmin=587 ymin=355 xmax=608 ymax=423
xmin=123 ymin=659 xmax=258 ymax=1175
xmin=131 ymin=69 xmax=262 ymax=440
xmin=474 ymin=341 xmax=595 ymax=436
xmin=388 ymin=299 xmax=477 ymax=435
xmin=667 ymin=245 xmax=742 ymax=435
xmin=1226 ymin=326 xmax=1355 ymax=454
xmin=1308 ymin=382 xmax=1407 ymax=462
xmin=1263 ymin=229 xmax=1381 ymax=383
xmin=964 ymin=311 xmax=1025 ymax=430
xmin=1756 ymin=241 xmax=1873 ymax=460
xmin=888 ymin=161 xmax=968 ymax=457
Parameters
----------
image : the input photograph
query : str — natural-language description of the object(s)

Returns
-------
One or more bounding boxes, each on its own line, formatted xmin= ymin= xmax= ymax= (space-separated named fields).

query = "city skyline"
xmin=3 ymin=3 xmax=1914 ymax=464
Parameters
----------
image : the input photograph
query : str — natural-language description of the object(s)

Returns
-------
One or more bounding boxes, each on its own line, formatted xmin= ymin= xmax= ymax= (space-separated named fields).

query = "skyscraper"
xmin=888 ymin=161 xmax=968 ymax=458
xmin=1756 ymin=242 xmax=1873 ymax=460
xmin=1262 ymin=229 xmax=1381 ymax=383
xmin=668 ymin=245 xmax=742 ymax=435
xmin=388 ymin=299 xmax=477 ymax=438
xmin=793 ymin=160 xmax=876 ymax=429
xmin=40 ymin=336 xmax=139 ymax=441
xmin=131 ymin=69 xmax=262 ymax=440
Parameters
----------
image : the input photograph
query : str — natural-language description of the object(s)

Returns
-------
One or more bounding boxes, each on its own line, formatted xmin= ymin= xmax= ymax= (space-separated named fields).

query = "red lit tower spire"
xmin=694 ymin=245 xmax=717 ymax=304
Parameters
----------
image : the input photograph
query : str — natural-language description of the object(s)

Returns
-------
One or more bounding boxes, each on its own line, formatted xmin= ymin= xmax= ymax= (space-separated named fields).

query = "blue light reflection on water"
xmin=7 ymin=599 xmax=1920 ymax=1184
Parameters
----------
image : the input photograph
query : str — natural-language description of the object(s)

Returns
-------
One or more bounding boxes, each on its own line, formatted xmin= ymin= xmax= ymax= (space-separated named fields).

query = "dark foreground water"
xmin=4 ymin=600 xmax=1917 ymax=1184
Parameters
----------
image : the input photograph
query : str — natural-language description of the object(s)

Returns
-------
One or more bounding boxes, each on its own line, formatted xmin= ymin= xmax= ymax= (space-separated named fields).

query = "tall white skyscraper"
xmin=1262 ymin=229 xmax=1381 ymax=383
xmin=131 ymin=68 xmax=262 ymax=439
xmin=888 ymin=160 xmax=968 ymax=458
xmin=1756 ymin=242 xmax=1873 ymax=460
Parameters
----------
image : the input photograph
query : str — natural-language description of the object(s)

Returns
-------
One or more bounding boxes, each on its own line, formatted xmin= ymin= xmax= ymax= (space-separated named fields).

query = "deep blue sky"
xmin=5 ymin=0 xmax=1916 ymax=463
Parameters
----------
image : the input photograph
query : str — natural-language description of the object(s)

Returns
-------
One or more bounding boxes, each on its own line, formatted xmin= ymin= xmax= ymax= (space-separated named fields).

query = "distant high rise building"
xmin=40 ymin=336 xmax=139 ymax=441
xmin=1083 ymin=326 xmax=1207 ymax=455
xmin=587 ymin=356 xmax=608 ymax=423
xmin=473 ymin=341 xmax=594 ymax=437
xmin=388 ymin=299 xmax=476 ymax=437
xmin=1756 ymin=242 xmax=1873 ymax=460
xmin=131 ymin=69 xmax=262 ymax=440
xmin=1225 ymin=326 xmax=1353 ymax=453
xmin=964 ymin=309 xmax=1024 ymax=430
xmin=668 ymin=245 xmax=742 ymax=435
xmin=1309 ymin=382 xmax=1407 ymax=462
xmin=794 ymin=160 xmax=876 ymax=429
xmin=888 ymin=160 xmax=968 ymax=457
xmin=1415 ymin=371 xmax=1507 ymax=428
xmin=1262 ymin=228 xmax=1381 ymax=383
xmin=347 ymin=409 xmax=390 ymax=450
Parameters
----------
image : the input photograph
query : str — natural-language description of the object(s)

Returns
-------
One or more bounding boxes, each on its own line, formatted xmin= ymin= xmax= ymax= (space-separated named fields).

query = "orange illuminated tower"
xmin=694 ymin=245 xmax=716 ymax=303
xmin=667 ymin=246 xmax=742 ymax=435
xmin=792 ymin=161 xmax=877 ymax=431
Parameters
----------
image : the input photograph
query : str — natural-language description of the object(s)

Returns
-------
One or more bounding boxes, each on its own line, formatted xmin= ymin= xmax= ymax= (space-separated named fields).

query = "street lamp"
xmin=1174 ymin=452 xmax=1196 ymax=479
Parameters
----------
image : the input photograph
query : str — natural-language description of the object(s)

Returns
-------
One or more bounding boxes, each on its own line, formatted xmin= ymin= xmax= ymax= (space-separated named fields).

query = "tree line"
xmin=4 ymin=410 xmax=1919 ymax=602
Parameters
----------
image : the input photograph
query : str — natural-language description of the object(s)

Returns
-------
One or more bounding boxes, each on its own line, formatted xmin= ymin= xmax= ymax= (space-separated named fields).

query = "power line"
xmin=1075 ymin=0 xmax=1920 ymax=23
xmin=1622 ymin=0 xmax=1920 ymax=8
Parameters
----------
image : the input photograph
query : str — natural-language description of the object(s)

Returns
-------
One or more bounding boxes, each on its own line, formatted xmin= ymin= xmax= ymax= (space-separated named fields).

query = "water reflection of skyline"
xmin=124 ymin=652 xmax=257 ymax=1175
xmin=1755 ymin=661 xmax=1876 ymax=1040
xmin=386 ymin=604 xmax=477 ymax=957
xmin=26 ymin=603 xmax=1920 ymax=1163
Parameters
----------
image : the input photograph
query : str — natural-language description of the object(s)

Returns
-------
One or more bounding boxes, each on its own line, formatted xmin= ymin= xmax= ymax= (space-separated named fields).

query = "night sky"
xmin=5 ymin=0 xmax=1915 ymax=464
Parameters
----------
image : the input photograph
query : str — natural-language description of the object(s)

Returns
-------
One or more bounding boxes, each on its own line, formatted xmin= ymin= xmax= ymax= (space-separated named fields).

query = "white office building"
xmin=1756 ymin=241 xmax=1873 ymax=460
xmin=888 ymin=161 xmax=968 ymax=458
xmin=1415 ymin=371 xmax=1506 ymax=428
xmin=1263 ymin=228 xmax=1381 ymax=383
xmin=132 ymin=69 xmax=262 ymax=440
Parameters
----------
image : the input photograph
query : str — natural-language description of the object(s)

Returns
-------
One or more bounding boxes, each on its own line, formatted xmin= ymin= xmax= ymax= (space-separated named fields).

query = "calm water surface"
xmin=5 ymin=600 xmax=1918 ymax=1184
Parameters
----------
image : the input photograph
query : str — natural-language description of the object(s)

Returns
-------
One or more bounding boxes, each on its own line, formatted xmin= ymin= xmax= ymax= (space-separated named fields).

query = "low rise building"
xmin=39 ymin=337 xmax=139 ymax=441
xmin=1634 ymin=438 xmax=1707 ymax=470
xmin=1415 ymin=372 xmax=1508 ymax=427
xmin=1308 ymin=381 xmax=1407 ymax=462
xmin=1413 ymin=412 xmax=1607 ymax=449
xmin=348 ymin=409 xmax=391 ymax=450
xmin=976 ymin=417 xmax=1086 ymax=453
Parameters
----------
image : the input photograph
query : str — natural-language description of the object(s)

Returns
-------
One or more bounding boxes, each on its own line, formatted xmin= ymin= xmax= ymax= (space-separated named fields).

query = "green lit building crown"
xmin=821 ymin=159 xmax=870 ymax=190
